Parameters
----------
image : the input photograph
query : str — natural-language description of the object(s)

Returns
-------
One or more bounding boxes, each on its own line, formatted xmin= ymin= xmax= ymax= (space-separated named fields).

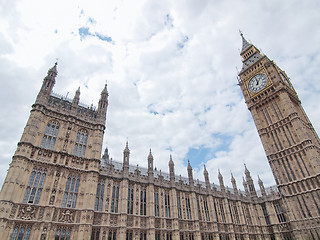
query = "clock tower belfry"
xmin=238 ymin=33 xmax=320 ymax=239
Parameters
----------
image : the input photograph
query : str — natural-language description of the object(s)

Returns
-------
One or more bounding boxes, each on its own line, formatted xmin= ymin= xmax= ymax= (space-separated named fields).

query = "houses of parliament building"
xmin=0 ymin=34 xmax=319 ymax=240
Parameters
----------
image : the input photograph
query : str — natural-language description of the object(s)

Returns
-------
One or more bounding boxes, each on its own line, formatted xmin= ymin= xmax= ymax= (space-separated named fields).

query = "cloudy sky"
xmin=1 ymin=0 xmax=320 ymax=190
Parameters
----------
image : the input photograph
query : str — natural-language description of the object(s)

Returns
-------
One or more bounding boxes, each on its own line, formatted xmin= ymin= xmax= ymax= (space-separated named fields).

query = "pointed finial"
xmin=203 ymin=164 xmax=208 ymax=174
xmin=148 ymin=148 xmax=153 ymax=159
xmin=187 ymin=160 xmax=192 ymax=170
xmin=169 ymin=154 xmax=174 ymax=165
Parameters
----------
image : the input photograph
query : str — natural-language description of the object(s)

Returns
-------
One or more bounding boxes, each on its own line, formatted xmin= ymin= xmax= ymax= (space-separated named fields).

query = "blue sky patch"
xmin=78 ymin=27 xmax=113 ymax=42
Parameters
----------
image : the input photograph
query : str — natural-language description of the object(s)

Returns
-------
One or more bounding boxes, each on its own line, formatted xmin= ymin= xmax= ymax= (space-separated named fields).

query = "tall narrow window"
xmin=165 ymin=191 xmax=171 ymax=218
xmin=111 ymin=182 xmax=120 ymax=213
xmin=126 ymin=231 xmax=133 ymax=240
xmin=127 ymin=184 xmax=134 ymax=214
xmin=91 ymin=229 xmax=100 ymax=240
xmin=203 ymin=197 xmax=210 ymax=221
xmin=62 ymin=175 xmax=80 ymax=208
xmin=154 ymin=189 xmax=159 ymax=217
xmin=23 ymin=167 xmax=47 ymax=204
xmin=11 ymin=225 xmax=32 ymax=240
xmin=108 ymin=230 xmax=117 ymax=240
xmin=140 ymin=232 xmax=147 ymax=240
xmin=232 ymin=202 xmax=240 ymax=224
xmin=261 ymin=203 xmax=270 ymax=225
xmin=140 ymin=188 xmax=146 ymax=215
xmin=94 ymin=180 xmax=105 ymax=211
xmin=197 ymin=196 xmax=202 ymax=220
xmin=55 ymin=228 xmax=71 ymax=240
xmin=73 ymin=129 xmax=88 ymax=157
xmin=218 ymin=199 xmax=226 ymax=222
xmin=41 ymin=121 xmax=59 ymax=150
xmin=177 ymin=193 xmax=182 ymax=219
xmin=274 ymin=202 xmax=286 ymax=223
xmin=185 ymin=195 xmax=192 ymax=220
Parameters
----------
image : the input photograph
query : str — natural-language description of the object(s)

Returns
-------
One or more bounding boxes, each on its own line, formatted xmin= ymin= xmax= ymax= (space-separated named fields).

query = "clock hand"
xmin=256 ymin=80 xmax=259 ymax=86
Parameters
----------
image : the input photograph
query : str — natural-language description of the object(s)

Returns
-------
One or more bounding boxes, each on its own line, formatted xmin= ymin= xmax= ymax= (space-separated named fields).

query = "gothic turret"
xmin=169 ymin=155 xmax=175 ymax=182
xmin=36 ymin=63 xmax=58 ymax=103
xmin=243 ymin=177 xmax=249 ymax=196
xmin=101 ymin=146 xmax=110 ymax=166
xmin=244 ymin=164 xmax=257 ymax=197
xmin=187 ymin=160 xmax=194 ymax=187
xmin=97 ymin=84 xmax=108 ymax=118
xmin=148 ymin=149 xmax=154 ymax=178
xmin=218 ymin=170 xmax=225 ymax=192
xmin=203 ymin=165 xmax=210 ymax=189
xmin=231 ymin=173 xmax=238 ymax=195
xmin=72 ymin=87 xmax=80 ymax=107
xmin=123 ymin=141 xmax=130 ymax=174
xmin=258 ymin=175 xmax=266 ymax=197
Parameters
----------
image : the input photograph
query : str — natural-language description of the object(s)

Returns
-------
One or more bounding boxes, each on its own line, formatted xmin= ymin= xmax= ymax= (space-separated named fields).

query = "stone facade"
xmin=0 ymin=36 xmax=319 ymax=240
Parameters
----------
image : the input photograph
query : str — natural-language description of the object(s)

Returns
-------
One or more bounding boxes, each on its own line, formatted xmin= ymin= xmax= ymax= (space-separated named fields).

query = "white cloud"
xmin=1 ymin=0 xmax=320 ymax=191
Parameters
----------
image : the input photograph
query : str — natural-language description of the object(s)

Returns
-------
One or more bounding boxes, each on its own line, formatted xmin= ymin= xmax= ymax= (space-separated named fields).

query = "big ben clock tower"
xmin=238 ymin=33 xmax=320 ymax=239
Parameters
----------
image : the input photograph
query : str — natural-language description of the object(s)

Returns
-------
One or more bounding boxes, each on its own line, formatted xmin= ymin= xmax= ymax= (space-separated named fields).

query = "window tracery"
xmin=41 ymin=121 xmax=59 ymax=150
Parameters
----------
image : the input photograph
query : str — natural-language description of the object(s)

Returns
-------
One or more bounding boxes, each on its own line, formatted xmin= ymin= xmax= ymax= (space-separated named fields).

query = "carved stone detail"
xmin=59 ymin=209 xmax=75 ymax=223
xmin=17 ymin=205 xmax=36 ymax=220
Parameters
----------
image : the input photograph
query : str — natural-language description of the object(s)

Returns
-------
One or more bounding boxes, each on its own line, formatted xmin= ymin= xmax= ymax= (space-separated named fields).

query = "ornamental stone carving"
xmin=17 ymin=205 xmax=36 ymax=220
xmin=59 ymin=209 xmax=75 ymax=223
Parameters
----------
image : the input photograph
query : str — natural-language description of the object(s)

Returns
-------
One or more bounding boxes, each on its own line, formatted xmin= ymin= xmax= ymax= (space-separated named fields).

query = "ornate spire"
xmin=258 ymin=175 xmax=266 ymax=196
xmin=231 ymin=173 xmax=238 ymax=195
xmin=240 ymin=31 xmax=252 ymax=54
xmin=97 ymin=83 xmax=108 ymax=117
xmin=123 ymin=141 xmax=130 ymax=173
xmin=239 ymin=32 xmax=264 ymax=74
xmin=169 ymin=155 xmax=175 ymax=182
xmin=187 ymin=160 xmax=194 ymax=187
xmin=39 ymin=62 xmax=58 ymax=96
xmin=148 ymin=149 xmax=154 ymax=178
xmin=72 ymin=87 xmax=80 ymax=106
xmin=218 ymin=170 xmax=225 ymax=192
xmin=203 ymin=165 xmax=210 ymax=189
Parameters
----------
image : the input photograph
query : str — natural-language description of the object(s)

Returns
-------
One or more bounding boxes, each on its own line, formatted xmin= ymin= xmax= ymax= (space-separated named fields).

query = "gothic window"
xmin=196 ymin=196 xmax=202 ymax=220
xmin=274 ymin=202 xmax=286 ymax=223
xmin=177 ymin=193 xmax=182 ymax=219
xmin=203 ymin=197 xmax=210 ymax=221
xmin=94 ymin=180 xmax=105 ymax=211
xmin=62 ymin=175 xmax=80 ymax=208
xmin=232 ymin=202 xmax=240 ymax=224
xmin=73 ymin=129 xmax=88 ymax=157
xmin=41 ymin=121 xmax=59 ymax=150
xmin=243 ymin=204 xmax=252 ymax=225
xmin=23 ymin=167 xmax=47 ymax=204
xmin=111 ymin=182 xmax=120 ymax=213
xmin=91 ymin=229 xmax=100 ymax=240
xmin=261 ymin=203 xmax=270 ymax=225
xmin=127 ymin=184 xmax=134 ymax=214
xmin=218 ymin=199 xmax=226 ymax=222
xmin=154 ymin=189 xmax=159 ymax=217
xmin=185 ymin=195 xmax=192 ymax=220
xmin=155 ymin=231 xmax=161 ymax=240
xmin=11 ymin=225 xmax=32 ymax=240
xmin=108 ymin=230 xmax=117 ymax=240
xmin=165 ymin=191 xmax=171 ymax=218
xmin=126 ymin=231 xmax=133 ymax=240
xmin=55 ymin=227 xmax=71 ymax=240
xmin=140 ymin=187 xmax=146 ymax=215
xmin=140 ymin=232 xmax=147 ymax=240
xmin=166 ymin=232 xmax=173 ymax=240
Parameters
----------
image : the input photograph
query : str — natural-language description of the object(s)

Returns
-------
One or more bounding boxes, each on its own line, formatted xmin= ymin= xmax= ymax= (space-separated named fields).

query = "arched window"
xmin=41 ymin=121 xmax=59 ymax=150
xmin=23 ymin=168 xmax=47 ymax=204
xmin=62 ymin=175 xmax=80 ymax=208
xmin=10 ymin=225 xmax=32 ymax=240
xmin=95 ymin=180 xmax=105 ymax=211
xmin=73 ymin=129 xmax=88 ymax=157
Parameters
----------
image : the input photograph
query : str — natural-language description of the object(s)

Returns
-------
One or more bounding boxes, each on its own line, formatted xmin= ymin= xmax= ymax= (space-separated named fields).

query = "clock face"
xmin=280 ymin=72 xmax=291 ymax=86
xmin=248 ymin=74 xmax=268 ymax=93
